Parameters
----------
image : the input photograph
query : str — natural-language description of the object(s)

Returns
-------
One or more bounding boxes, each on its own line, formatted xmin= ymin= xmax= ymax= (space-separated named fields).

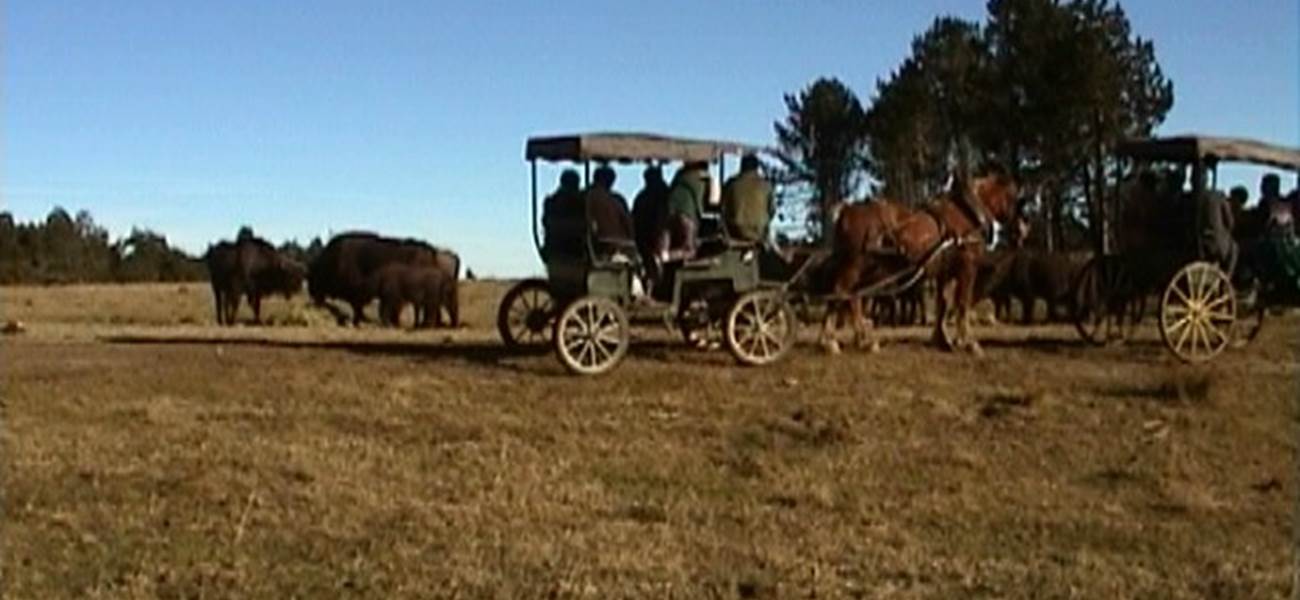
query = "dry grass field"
xmin=2 ymin=281 xmax=1297 ymax=598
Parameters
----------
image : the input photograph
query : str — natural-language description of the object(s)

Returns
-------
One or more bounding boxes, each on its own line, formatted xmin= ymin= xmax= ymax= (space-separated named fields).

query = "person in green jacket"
xmin=658 ymin=161 xmax=709 ymax=261
xmin=721 ymin=154 xmax=773 ymax=244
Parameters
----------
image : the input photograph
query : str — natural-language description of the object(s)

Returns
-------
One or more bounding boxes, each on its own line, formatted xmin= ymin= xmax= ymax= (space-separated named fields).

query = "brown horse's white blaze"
xmin=819 ymin=169 xmax=1021 ymax=354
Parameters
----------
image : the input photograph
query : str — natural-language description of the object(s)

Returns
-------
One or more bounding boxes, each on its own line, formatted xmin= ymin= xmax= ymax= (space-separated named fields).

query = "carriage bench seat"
xmin=681 ymin=256 xmax=723 ymax=269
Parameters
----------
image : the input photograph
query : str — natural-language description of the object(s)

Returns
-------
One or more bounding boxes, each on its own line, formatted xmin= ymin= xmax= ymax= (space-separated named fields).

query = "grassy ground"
xmin=2 ymin=282 xmax=1297 ymax=598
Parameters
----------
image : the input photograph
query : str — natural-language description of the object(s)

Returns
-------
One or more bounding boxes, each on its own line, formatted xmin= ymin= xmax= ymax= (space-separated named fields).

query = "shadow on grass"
xmin=99 ymin=333 xmax=703 ymax=375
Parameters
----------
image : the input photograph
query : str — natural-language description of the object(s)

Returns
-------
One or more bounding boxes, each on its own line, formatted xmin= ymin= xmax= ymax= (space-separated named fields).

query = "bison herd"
xmin=204 ymin=229 xmax=1096 ymax=331
xmin=869 ymin=247 xmax=1095 ymax=327
xmin=205 ymin=230 xmax=460 ymax=329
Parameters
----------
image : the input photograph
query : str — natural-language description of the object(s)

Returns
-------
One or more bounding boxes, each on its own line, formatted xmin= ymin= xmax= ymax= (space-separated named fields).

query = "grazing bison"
xmin=308 ymin=232 xmax=460 ymax=327
xmin=204 ymin=236 xmax=306 ymax=325
xmin=985 ymin=250 xmax=1092 ymax=324
xmin=370 ymin=263 xmax=450 ymax=328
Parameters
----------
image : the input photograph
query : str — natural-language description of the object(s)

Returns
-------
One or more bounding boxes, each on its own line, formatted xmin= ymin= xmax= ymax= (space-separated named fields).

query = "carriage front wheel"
xmin=1159 ymin=262 xmax=1236 ymax=363
xmin=497 ymin=278 xmax=556 ymax=350
xmin=553 ymin=296 xmax=630 ymax=376
xmin=724 ymin=290 xmax=797 ymax=366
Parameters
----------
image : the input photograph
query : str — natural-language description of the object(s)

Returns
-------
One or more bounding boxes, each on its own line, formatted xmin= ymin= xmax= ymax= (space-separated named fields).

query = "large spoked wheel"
xmin=1072 ymin=256 xmax=1133 ymax=346
xmin=724 ymin=290 xmax=797 ymax=366
xmin=553 ymin=296 xmax=630 ymax=376
xmin=497 ymin=279 xmax=556 ymax=349
xmin=1160 ymin=261 xmax=1236 ymax=363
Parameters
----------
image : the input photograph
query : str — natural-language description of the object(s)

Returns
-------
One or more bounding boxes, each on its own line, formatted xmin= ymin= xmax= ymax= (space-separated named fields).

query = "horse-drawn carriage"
xmin=1071 ymin=134 xmax=1300 ymax=362
xmin=496 ymin=132 xmax=798 ymax=375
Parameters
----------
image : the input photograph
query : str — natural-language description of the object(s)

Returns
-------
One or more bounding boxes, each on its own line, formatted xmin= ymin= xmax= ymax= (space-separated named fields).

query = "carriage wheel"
xmin=553 ymin=296 xmax=629 ymax=376
xmin=497 ymin=279 xmax=556 ymax=349
xmin=724 ymin=290 xmax=796 ymax=366
xmin=1159 ymin=262 xmax=1236 ymax=363
xmin=1072 ymin=256 xmax=1135 ymax=345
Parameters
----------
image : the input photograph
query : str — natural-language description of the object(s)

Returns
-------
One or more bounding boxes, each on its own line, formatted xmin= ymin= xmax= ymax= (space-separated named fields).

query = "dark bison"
xmin=308 ymin=232 xmax=460 ymax=327
xmin=370 ymin=263 xmax=450 ymax=328
xmin=984 ymin=250 xmax=1092 ymax=324
xmin=204 ymin=236 xmax=306 ymax=325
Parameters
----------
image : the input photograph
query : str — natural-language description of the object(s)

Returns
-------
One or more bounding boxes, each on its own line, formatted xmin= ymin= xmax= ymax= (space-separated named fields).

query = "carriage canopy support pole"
xmin=531 ymin=159 xmax=541 ymax=255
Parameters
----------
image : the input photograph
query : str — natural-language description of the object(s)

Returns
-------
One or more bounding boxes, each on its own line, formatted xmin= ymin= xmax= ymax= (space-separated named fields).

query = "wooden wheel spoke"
xmin=1204 ymin=319 xmax=1229 ymax=345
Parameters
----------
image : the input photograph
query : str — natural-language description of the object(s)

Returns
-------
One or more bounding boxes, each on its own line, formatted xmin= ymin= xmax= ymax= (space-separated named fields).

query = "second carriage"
xmin=1071 ymin=134 xmax=1300 ymax=362
xmin=496 ymin=132 xmax=799 ymax=376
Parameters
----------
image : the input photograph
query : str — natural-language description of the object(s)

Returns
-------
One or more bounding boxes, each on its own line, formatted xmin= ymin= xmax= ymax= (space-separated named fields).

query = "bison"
xmin=204 ymin=235 xmax=306 ymax=325
xmin=370 ymin=263 xmax=450 ymax=328
xmin=308 ymin=232 xmax=460 ymax=327
xmin=984 ymin=250 xmax=1092 ymax=324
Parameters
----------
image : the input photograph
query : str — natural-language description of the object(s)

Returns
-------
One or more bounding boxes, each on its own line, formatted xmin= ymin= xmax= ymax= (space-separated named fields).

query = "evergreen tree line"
xmin=0 ymin=208 xmax=325 ymax=285
xmin=771 ymin=0 xmax=1174 ymax=251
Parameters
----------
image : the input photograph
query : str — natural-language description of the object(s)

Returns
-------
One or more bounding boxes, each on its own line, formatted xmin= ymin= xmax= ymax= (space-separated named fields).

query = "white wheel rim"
xmin=558 ymin=299 xmax=626 ymax=374
xmin=730 ymin=293 xmax=792 ymax=364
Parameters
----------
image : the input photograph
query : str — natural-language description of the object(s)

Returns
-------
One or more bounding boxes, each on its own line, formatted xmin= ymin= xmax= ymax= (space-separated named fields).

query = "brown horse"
xmin=819 ymin=168 xmax=1022 ymax=354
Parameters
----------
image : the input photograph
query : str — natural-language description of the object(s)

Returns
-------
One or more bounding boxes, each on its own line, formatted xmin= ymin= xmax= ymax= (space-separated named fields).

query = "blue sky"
xmin=4 ymin=1 xmax=1297 ymax=276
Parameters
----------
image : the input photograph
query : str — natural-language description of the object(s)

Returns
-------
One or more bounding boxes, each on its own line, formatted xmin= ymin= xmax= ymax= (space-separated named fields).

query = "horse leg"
xmin=956 ymin=259 xmax=983 ymax=356
xmin=820 ymin=301 xmax=843 ymax=355
xmin=852 ymin=297 xmax=879 ymax=352
xmin=931 ymin=279 xmax=950 ymax=348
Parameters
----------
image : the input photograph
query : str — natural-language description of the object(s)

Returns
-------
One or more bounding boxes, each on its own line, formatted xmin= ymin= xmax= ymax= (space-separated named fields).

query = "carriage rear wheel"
xmin=497 ymin=278 xmax=556 ymax=349
xmin=1159 ymin=262 xmax=1236 ymax=363
xmin=1072 ymin=256 xmax=1135 ymax=345
xmin=553 ymin=296 xmax=630 ymax=376
xmin=724 ymin=290 xmax=796 ymax=366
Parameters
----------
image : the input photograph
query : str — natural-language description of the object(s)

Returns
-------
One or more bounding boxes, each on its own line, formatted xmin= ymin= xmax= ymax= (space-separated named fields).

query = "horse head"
xmin=970 ymin=164 xmax=1021 ymax=227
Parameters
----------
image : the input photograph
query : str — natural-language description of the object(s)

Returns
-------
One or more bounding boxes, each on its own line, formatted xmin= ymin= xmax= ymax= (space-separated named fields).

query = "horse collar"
xmin=956 ymin=181 xmax=994 ymax=240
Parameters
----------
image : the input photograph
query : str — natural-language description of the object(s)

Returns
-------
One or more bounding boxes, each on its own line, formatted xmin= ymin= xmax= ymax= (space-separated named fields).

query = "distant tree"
xmin=855 ymin=0 xmax=1173 ymax=250
xmin=277 ymin=236 xmax=324 ymax=266
xmin=983 ymin=0 xmax=1173 ymax=249
xmin=866 ymin=17 xmax=992 ymax=203
xmin=773 ymin=77 xmax=869 ymax=242
xmin=113 ymin=228 xmax=205 ymax=283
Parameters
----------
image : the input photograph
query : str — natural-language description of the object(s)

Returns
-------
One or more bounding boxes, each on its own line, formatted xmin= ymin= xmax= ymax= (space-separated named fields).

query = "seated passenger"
xmin=1199 ymin=189 xmax=1237 ymax=276
xmin=542 ymin=170 xmax=585 ymax=259
xmin=632 ymin=165 xmax=669 ymax=268
xmin=721 ymin=153 xmax=773 ymax=244
xmin=657 ymin=161 xmax=708 ymax=262
xmin=584 ymin=165 xmax=635 ymax=260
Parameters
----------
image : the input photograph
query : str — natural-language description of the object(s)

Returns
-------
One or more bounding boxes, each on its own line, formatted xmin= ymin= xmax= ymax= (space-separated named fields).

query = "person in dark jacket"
xmin=542 ymin=170 xmax=585 ymax=259
xmin=584 ymin=165 xmax=634 ymax=259
xmin=632 ymin=165 xmax=669 ymax=267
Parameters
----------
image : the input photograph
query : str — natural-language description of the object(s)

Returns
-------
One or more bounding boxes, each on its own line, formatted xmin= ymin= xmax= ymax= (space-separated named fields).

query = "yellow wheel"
xmin=1159 ymin=262 xmax=1235 ymax=363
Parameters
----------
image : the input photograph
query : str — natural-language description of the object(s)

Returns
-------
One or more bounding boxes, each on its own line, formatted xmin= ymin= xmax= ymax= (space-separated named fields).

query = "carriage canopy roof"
xmin=1117 ymin=135 xmax=1300 ymax=171
xmin=525 ymin=132 xmax=765 ymax=163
